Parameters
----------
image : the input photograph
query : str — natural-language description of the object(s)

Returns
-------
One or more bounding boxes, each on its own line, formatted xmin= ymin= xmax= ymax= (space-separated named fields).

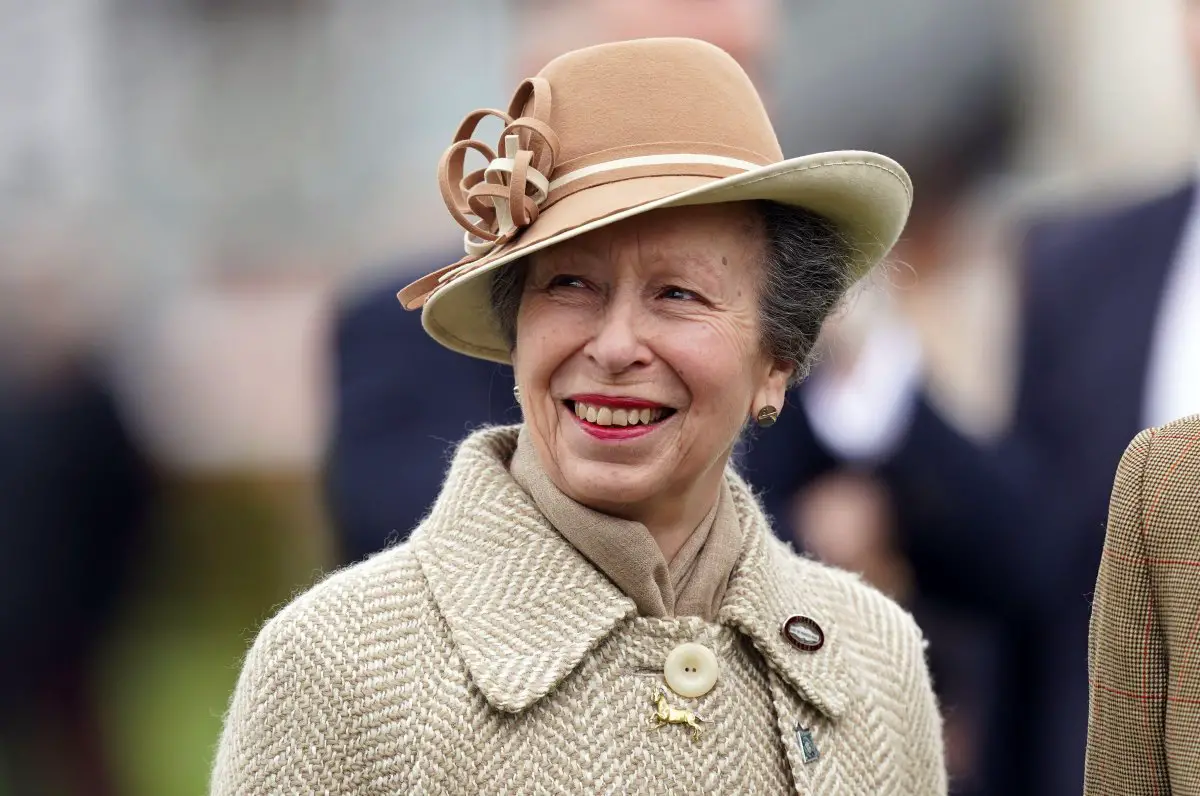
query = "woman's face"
xmin=513 ymin=203 xmax=792 ymax=521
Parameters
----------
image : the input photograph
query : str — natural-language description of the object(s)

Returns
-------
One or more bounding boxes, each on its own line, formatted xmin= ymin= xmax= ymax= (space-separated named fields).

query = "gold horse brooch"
xmin=649 ymin=685 xmax=708 ymax=742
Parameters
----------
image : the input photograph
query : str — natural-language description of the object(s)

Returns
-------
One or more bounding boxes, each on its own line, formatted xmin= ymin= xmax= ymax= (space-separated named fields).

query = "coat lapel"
xmin=413 ymin=427 xmax=636 ymax=713
xmin=415 ymin=426 xmax=856 ymax=720
xmin=718 ymin=475 xmax=858 ymax=720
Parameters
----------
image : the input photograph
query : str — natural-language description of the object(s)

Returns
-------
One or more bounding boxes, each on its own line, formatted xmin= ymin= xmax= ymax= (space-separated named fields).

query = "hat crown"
xmin=432 ymin=37 xmax=786 ymax=265
xmin=533 ymin=38 xmax=783 ymax=171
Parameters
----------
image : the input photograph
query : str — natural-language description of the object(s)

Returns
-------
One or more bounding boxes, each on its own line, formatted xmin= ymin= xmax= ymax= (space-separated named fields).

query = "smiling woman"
xmin=212 ymin=37 xmax=947 ymax=796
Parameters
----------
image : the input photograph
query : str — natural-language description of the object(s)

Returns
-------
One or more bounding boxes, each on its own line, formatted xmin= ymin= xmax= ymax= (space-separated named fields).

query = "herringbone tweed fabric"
xmin=212 ymin=426 xmax=946 ymax=795
xmin=1086 ymin=414 xmax=1200 ymax=795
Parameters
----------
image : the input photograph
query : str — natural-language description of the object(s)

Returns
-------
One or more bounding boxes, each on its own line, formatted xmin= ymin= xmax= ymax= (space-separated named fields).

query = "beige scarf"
xmin=509 ymin=427 xmax=743 ymax=620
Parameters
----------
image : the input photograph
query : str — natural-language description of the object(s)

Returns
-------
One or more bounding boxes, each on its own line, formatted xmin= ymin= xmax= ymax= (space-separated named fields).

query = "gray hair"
xmin=489 ymin=200 xmax=856 ymax=384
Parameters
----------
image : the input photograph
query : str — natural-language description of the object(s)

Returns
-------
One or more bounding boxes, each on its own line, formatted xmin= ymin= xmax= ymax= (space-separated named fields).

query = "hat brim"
xmin=419 ymin=150 xmax=911 ymax=363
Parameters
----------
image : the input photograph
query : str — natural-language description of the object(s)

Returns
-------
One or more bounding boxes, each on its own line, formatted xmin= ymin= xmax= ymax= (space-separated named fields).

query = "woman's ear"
xmin=752 ymin=358 xmax=793 ymax=420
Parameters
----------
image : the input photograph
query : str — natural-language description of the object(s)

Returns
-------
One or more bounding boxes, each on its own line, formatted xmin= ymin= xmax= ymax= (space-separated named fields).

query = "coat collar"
xmin=413 ymin=426 xmax=856 ymax=718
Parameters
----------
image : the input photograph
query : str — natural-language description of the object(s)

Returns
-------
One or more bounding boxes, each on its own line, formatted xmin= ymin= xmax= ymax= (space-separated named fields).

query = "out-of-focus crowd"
xmin=2 ymin=1 xmax=1198 ymax=794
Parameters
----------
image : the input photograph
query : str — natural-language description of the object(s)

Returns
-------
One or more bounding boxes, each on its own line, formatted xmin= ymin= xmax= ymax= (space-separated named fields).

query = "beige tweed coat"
xmin=1086 ymin=414 xmax=1200 ymax=795
xmin=212 ymin=427 xmax=946 ymax=794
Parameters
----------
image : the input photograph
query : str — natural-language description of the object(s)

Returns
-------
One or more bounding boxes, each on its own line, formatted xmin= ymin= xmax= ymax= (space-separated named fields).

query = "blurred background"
xmin=1 ymin=0 xmax=1197 ymax=794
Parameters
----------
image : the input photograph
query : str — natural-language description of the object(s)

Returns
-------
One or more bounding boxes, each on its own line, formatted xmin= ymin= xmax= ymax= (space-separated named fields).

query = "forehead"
xmin=532 ymin=203 xmax=765 ymax=274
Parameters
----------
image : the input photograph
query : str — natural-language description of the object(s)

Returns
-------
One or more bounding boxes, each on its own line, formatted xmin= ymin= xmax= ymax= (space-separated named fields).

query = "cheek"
xmin=658 ymin=316 xmax=762 ymax=411
xmin=514 ymin=300 xmax=586 ymax=386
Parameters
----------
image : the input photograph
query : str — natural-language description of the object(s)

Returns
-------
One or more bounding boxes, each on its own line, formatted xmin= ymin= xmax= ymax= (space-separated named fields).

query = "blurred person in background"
xmin=215 ymin=37 xmax=945 ymax=794
xmin=0 ymin=221 xmax=153 ymax=796
xmin=326 ymin=0 xmax=778 ymax=564
xmin=742 ymin=2 xmax=1200 ymax=794
xmin=742 ymin=82 xmax=1017 ymax=796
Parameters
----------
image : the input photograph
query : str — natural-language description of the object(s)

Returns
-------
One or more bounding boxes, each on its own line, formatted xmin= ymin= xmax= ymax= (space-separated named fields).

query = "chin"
xmin=559 ymin=457 xmax=666 ymax=512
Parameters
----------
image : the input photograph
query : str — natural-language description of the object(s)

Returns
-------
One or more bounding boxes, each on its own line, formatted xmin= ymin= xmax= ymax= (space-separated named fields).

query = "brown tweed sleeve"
xmin=1085 ymin=429 xmax=1171 ymax=794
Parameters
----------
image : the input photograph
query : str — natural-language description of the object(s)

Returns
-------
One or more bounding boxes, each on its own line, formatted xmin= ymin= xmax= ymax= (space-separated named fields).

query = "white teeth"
xmin=572 ymin=401 xmax=667 ymax=427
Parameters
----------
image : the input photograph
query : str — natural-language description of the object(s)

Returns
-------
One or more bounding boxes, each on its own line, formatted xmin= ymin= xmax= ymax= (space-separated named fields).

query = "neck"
xmin=610 ymin=458 xmax=728 ymax=562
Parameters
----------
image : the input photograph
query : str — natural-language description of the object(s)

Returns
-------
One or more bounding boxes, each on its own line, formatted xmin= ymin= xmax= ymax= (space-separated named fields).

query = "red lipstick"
xmin=567 ymin=394 xmax=666 ymax=410
xmin=575 ymin=420 xmax=657 ymax=440
xmin=564 ymin=394 xmax=674 ymax=441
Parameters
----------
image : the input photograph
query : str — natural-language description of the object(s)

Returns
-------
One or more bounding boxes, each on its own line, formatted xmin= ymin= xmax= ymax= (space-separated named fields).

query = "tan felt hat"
xmin=398 ymin=37 xmax=912 ymax=363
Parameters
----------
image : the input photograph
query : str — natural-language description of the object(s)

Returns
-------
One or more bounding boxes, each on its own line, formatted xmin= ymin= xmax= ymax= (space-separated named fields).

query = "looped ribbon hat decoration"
xmin=440 ymin=77 xmax=559 ymax=263
xmin=399 ymin=38 xmax=913 ymax=364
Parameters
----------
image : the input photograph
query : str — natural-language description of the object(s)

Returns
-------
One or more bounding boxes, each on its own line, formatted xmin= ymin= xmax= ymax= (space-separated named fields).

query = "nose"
xmin=583 ymin=290 xmax=651 ymax=374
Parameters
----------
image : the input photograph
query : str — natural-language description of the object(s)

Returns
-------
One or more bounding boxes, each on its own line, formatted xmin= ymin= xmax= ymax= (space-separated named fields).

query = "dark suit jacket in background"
xmin=740 ymin=182 xmax=1196 ymax=796
xmin=326 ymin=258 xmax=520 ymax=563
xmin=0 ymin=357 xmax=152 ymax=704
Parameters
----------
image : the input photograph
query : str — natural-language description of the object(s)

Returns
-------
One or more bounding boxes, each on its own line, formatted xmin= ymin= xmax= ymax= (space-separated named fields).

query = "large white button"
xmin=663 ymin=642 xmax=719 ymax=698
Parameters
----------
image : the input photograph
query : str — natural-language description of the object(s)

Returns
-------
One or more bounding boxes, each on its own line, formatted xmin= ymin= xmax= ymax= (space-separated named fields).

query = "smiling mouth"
xmin=564 ymin=399 xmax=677 ymax=428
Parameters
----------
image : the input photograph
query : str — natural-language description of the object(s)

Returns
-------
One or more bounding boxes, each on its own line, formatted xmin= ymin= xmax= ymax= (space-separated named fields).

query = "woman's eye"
xmin=660 ymin=286 xmax=698 ymax=301
xmin=547 ymin=274 xmax=588 ymax=290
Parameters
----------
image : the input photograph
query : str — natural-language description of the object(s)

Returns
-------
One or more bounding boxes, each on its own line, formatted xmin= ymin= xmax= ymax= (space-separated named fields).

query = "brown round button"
xmin=782 ymin=615 xmax=825 ymax=652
